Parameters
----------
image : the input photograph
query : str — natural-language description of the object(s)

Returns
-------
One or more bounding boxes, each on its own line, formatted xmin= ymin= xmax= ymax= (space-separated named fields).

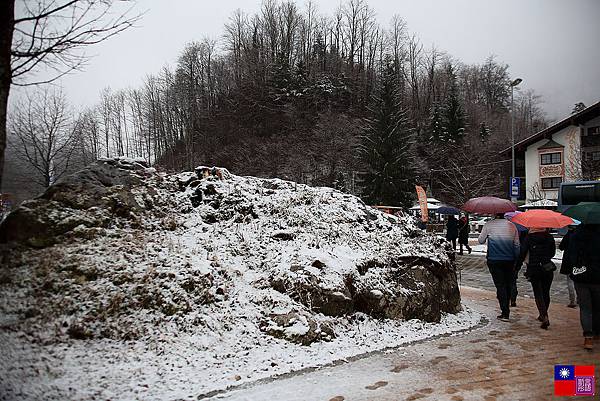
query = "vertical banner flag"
xmin=415 ymin=185 xmax=428 ymax=222
xmin=554 ymin=365 xmax=595 ymax=396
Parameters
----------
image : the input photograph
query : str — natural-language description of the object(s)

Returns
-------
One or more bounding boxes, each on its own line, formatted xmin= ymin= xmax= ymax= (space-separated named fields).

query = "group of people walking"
xmin=452 ymin=213 xmax=599 ymax=351
xmin=445 ymin=215 xmax=472 ymax=255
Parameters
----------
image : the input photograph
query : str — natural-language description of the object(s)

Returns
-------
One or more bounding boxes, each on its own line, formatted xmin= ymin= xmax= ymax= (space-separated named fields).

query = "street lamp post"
xmin=510 ymin=78 xmax=522 ymax=201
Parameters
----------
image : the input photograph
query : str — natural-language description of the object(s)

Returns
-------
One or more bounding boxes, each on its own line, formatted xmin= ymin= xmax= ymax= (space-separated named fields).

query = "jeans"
xmin=566 ymin=276 xmax=576 ymax=305
xmin=488 ymin=260 xmax=514 ymax=317
xmin=574 ymin=282 xmax=600 ymax=337
xmin=530 ymin=270 xmax=554 ymax=318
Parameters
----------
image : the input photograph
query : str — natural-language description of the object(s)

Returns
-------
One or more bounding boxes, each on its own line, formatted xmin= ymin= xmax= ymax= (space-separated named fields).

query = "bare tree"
xmin=0 ymin=0 xmax=142 ymax=191
xmin=433 ymin=143 xmax=501 ymax=206
xmin=8 ymin=87 xmax=78 ymax=188
xmin=528 ymin=182 xmax=547 ymax=202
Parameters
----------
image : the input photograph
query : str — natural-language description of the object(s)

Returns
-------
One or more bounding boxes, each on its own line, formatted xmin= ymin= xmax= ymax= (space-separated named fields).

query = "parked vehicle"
xmin=558 ymin=181 xmax=600 ymax=212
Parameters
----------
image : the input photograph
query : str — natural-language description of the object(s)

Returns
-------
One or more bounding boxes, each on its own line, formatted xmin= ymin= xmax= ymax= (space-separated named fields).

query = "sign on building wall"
xmin=538 ymin=147 xmax=565 ymax=179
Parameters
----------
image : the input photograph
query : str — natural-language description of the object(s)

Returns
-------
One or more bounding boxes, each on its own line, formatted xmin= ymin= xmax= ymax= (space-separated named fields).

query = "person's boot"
xmin=540 ymin=316 xmax=550 ymax=329
xmin=534 ymin=298 xmax=545 ymax=321
xmin=468 ymin=246 xmax=472 ymax=254
xmin=584 ymin=337 xmax=593 ymax=350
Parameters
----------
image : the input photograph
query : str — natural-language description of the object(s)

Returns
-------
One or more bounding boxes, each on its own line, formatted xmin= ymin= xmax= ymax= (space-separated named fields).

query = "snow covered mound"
xmin=0 ymin=158 xmax=473 ymax=399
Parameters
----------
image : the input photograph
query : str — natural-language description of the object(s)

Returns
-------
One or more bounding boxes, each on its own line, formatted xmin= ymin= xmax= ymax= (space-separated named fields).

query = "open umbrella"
xmin=504 ymin=211 xmax=522 ymax=220
xmin=510 ymin=209 xmax=574 ymax=229
xmin=562 ymin=202 xmax=600 ymax=224
xmin=503 ymin=211 xmax=527 ymax=231
xmin=461 ymin=196 xmax=516 ymax=214
xmin=437 ymin=205 xmax=460 ymax=215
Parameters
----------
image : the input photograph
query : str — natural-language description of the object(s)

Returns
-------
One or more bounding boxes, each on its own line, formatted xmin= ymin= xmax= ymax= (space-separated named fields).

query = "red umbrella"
xmin=510 ymin=209 xmax=574 ymax=229
xmin=461 ymin=196 xmax=516 ymax=214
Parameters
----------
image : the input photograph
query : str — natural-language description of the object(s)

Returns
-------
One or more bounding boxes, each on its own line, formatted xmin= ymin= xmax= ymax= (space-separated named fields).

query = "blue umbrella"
xmin=437 ymin=206 xmax=460 ymax=215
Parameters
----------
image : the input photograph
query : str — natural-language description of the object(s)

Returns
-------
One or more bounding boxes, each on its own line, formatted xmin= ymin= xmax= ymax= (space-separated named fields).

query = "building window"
xmin=585 ymin=151 xmax=600 ymax=161
xmin=588 ymin=126 xmax=600 ymax=136
xmin=541 ymin=177 xmax=562 ymax=189
xmin=540 ymin=152 xmax=561 ymax=165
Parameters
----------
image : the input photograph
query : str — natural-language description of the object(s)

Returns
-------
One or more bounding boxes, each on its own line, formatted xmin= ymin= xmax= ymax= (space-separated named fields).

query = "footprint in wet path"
xmin=365 ymin=381 xmax=388 ymax=390
xmin=430 ymin=356 xmax=448 ymax=365
xmin=437 ymin=343 xmax=452 ymax=349
xmin=328 ymin=397 xmax=344 ymax=401
xmin=469 ymin=338 xmax=486 ymax=343
xmin=391 ymin=363 xmax=409 ymax=373
xmin=405 ymin=394 xmax=426 ymax=400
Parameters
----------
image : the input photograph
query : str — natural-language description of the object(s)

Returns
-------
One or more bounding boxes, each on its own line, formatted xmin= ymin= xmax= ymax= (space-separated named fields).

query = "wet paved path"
xmin=213 ymin=259 xmax=599 ymax=401
xmin=456 ymin=254 xmax=574 ymax=307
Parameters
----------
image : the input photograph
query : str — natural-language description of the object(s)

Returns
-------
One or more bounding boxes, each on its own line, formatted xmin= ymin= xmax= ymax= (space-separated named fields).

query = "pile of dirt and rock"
xmin=0 ymin=158 xmax=461 ymax=344
xmin=0 ymin=158 xmax=474 ymax=399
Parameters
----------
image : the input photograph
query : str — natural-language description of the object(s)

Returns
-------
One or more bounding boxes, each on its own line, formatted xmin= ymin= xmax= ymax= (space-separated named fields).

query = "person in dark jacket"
xmin=446 ymin=215 xmax=459 ymax=251
xmin=568 ymin=224 xmax=600 ymax=350
xmin=520 ymin=228 xmax=556 ymax=329
xmin=458 ymin=216 xmax=472 ymax=255
xmin=559 ymin=226 xmax=577 ymax=308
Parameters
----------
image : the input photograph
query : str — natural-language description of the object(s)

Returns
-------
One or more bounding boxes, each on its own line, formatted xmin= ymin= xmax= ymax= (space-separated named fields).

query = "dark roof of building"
xmin=538 ymin=139 xmax=564 ymax=150
xmin=500 ymin=100 xmax=600 ymax=155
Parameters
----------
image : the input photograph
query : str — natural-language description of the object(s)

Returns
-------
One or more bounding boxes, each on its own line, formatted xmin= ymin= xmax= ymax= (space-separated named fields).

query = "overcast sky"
xmin=19 ymin=0 xmax=600 ymax=121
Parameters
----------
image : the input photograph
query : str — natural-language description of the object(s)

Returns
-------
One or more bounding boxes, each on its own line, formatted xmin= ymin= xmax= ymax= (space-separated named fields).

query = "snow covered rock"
xmin=0 ymin=157 xmax=167 ymax=247
xmin=0 ymin=159 xmax=478 ymax=399
xmin=260 ymin=311 xmax=335 ymax=345
xmin=1 ymin=158 xmax=461 ymax=344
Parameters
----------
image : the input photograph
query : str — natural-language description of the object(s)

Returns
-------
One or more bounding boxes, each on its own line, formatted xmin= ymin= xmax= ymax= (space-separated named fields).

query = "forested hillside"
xmin=5 ymin=0 xmax=547 ymax=206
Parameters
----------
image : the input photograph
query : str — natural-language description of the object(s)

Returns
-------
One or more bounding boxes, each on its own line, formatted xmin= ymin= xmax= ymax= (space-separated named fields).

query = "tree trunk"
xmin=0 ymin=0 xmax=14 ymax=192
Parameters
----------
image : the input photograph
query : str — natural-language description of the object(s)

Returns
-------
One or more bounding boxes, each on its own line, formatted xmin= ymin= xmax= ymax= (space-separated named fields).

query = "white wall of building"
xmin=524 ymin=125 xmax=581 ymax=202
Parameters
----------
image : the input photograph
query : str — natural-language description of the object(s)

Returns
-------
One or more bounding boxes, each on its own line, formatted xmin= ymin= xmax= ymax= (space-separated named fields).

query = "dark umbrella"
xmin=437 ymin=206 xmax=460 ymax=215
xmin=562 ymin=202 xmax=600 ymax=224
xmin=461 ymin=196 xmax=516 ymax=215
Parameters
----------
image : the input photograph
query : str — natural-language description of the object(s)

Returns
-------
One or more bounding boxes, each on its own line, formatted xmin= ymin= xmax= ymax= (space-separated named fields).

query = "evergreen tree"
xmin=443 ymin=64 xmax=466 ymax=143
xmin=333 ymin=171 xmax=347 ymax=192
xmin=572 ymin=102 xmax=586 ymax=114
xmin=428 ymin=101 xmax=444 ymax=144
xmin=360 ymin=60 xmax=416 ymax=208
xmin=479 ymin=122 xmax=490 ymax=142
